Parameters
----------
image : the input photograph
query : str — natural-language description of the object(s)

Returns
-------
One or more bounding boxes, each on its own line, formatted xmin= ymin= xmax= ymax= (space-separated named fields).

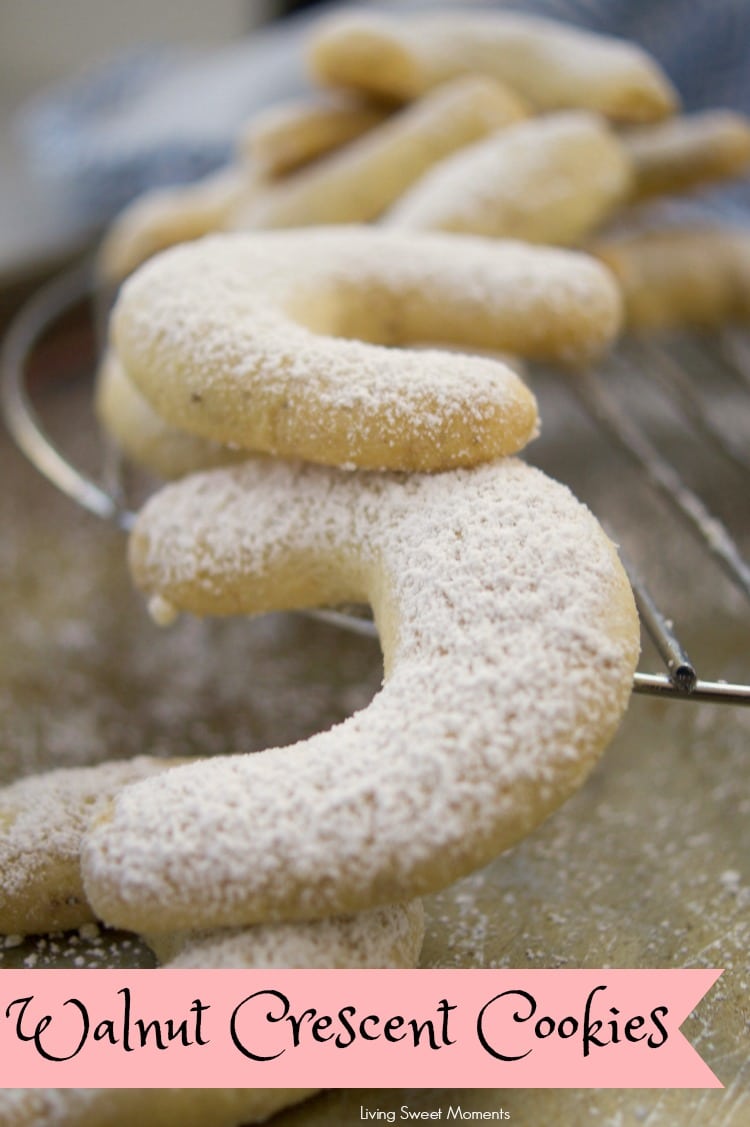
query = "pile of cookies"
xmin=98 ymin=7 xmax=750 ymax=341
xmin=2 ymin=9 xmax=748 ymax=1126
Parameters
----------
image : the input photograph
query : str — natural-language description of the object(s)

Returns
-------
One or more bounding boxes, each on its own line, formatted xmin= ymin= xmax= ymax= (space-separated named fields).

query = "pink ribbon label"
xmin=0 ymin=968 xmax=721 ymax=1089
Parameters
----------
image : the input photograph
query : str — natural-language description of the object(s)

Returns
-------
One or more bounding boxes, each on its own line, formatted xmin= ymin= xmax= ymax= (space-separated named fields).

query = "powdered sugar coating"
xmin=150 ymin=900 xmax=424 ymax=969
xmin=112 ymin=229 xmax=622 ymax=472
xmin=83 ymin=457 xmax=639 ymax=933
xmin=386 ymin=111 xmax=633 ymax=245
xmin=0 ymin=757 xmax=423 ymax=971
xmin=0 ymin=757 xmax=180 ymax=936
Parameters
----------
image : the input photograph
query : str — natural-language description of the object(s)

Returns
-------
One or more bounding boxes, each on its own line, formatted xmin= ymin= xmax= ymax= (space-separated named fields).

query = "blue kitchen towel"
xmin=18 ymin=24 xmax=310 ymax=223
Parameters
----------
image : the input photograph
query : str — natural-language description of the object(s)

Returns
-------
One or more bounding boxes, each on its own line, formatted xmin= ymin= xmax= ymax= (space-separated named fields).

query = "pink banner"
xmin=0 ymin=969 xmax=721 ymax=1089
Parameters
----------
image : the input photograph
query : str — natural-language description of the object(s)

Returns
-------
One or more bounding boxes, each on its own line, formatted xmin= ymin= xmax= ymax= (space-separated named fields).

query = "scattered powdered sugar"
xmin=0 ymin=927 xmax=148 ymax=971
xmin=77 ymin=921 xmax=101 ymax=941
xmin=83 ymin=457 xmax=639 ymax=934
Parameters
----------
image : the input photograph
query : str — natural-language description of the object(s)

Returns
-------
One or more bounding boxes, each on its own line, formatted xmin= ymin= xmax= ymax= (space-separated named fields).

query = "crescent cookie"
xmin=97 ymin=166 xmax=254 ymax=284
xmin=0 ymin=747 xmax=424 ymax=964
xmin=97 ymin=348 xmax=527 ymax=482
xmin=149 ymin=900 xmax=425 ymax=968
xmin=0 ymin=757 xmax=183 ymax=936
xmin=593 ymin=226 xmax=750 ymax=331
xmin=229 ymin=76 xmax=528 ymax=229
xmin=0 ymin=748 xmax=423 ymax=969
xmin=385 ymin=110 xmax=633 ymax=245
xmin=111 ymin=229 xmax=623 ymax=473
xmin=239 ymin=94 xmax=391 ymax=177
xmin=308 ymin=11 xmax=678 ymax=122
xmin=621 ymin=109 xmax=750 ymax=202
xmin=0 ymin=761 xmax=422 ymax=1126
xmin=81 ymin=457 xmax=639 ymax=933
xmin=0 ymin=1088 xmax=318 ymax=1127
xmin=0 ymin=763 xmax=423 ymax=960
xmin=96 ymin=350 xmax=244 ymax=480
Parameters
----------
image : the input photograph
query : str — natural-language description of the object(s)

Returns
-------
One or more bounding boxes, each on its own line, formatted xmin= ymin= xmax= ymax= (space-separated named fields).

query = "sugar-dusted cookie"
xmin=0 ymin=757 xmax=183 ymax=935
xmin=385 ymin=111 xmax=632 ymax=245
xmin=82 ymin=457 xmax=639 ymax=933
xmin=622 ymin=109 xmax=750 ymax=201
xmin=239 ymin=93 xmax=390 ymax=177
xmin=230 ymin=76 xmax=528 ymax=229
xmin=96 ymin=350 xmax=244 ymax=479
xmin=98 ymin=166 xmax=253 ymax=284
xmin=150 ymin=901 xmax=425 ymax=968
xmin=111 ymin=229 xmax=624 ymax=472
xmin=309 ymin=11 xmax=677 ymax=122
xmin=0 ymin=757 xmax=424 ymax=959
xmin=593 ymin=226 xmax=750 ymax=331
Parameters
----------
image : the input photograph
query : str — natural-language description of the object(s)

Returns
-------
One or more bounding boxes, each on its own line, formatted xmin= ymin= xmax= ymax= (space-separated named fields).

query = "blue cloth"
xmin=18 ymin=22 xmax=310 ymax=222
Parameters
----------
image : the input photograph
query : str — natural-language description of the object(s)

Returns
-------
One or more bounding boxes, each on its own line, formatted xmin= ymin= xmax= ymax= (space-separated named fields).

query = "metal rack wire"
xmin=2 ymin=263 xmax=749 ymax=705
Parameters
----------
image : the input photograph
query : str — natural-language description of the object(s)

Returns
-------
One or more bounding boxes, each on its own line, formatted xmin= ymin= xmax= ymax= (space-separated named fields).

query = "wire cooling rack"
xmin=2 ymin=261 xmax=749 ymax=706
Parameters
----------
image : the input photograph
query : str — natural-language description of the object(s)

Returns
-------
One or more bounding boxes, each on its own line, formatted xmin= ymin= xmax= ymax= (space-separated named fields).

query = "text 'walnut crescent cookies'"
xmin=593 ymin=226 xmax=750 ymax=331
xmin=385 ymin=110 xmax=633 ymax=245
xmin=229 ymin=76 xmax=528 ymax=230
xmin=111 ymin=229 xmax=623 ymax=473
xmin=308 ymin=11 xmax=678 ymax=122
xmin=81 ymin=457 xmax=640 ymax=934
